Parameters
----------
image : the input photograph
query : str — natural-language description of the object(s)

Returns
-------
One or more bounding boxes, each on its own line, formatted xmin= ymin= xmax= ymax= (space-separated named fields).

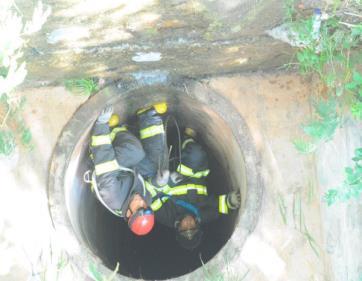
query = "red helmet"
xmin=128 ymin=208 xmax=155 ymax=236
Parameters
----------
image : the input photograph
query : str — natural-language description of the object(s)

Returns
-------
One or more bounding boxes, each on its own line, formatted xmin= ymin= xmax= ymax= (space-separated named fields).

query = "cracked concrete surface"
xmin=0 ymin=71 xmax=360 ymax=281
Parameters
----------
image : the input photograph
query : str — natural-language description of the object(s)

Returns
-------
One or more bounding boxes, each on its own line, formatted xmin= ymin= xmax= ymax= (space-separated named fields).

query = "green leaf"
xmin=324 ymin=189 xmax=338 ymax=206
xmin=345 ymin=81 xmax=357 ymax=90
xmin=345 ymin=167 xmax=353 ymax=175
xmin=314 ymin=99 xmax=337 ymax=119
xmin=89 ymin=263 xmax=104 ymax=281
xmin=355 ymin=148 xmax=362 ymax=158
xmin=0 ymin=130 xmax=16 ymax=156
xmin=352 ymin=71 xmax=362 ymax=85
xmin=302 ymin=118 xmax=338 ymax=141
xmin=351 ymin=102 xmax=362 ymax=120
xmin=21 ymin=128 xmax=32 ymax=145
xmin=293 ymin=139 xmax=316 ymax=153
xmin=351 ymin=24 xmax=362 ymax=37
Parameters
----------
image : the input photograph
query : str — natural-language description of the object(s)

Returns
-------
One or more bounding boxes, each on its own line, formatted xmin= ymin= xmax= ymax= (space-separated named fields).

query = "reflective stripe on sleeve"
xmin=144 ymin=181 xmax=158 ymax=197
xmin=95 ymin=160 xmax=120 ymax=176
xmin=110 ymin=126 xmax=127 ymax=141
xmin=151 ymin=197 xmax=170 ymax=211
xmin=181 ymin=138 xmax=195 ymax=149
xmin=151 ymin=199 xmax=163 ymax=211
xmin=167 ymin=184 xmax=207 ymax=196
xmin=140 ymin=124 xmax=164 ymax=139
xmin=91 ymin=135 xmax=111 ymax=146
xmin=218 ymin=195 xmax=229 ymax=214
xmin=177 ymin=164 xmax=210 ymax=178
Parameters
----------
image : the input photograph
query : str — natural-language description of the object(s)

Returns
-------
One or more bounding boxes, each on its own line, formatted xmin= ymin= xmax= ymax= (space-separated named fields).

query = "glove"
xmin=226 ymin=190 xmax=241 ymax=210
xmin=155 ymin=169 xmax=170 ymax=186
xmin=170 ymin=171 xmax=184 ymax=184
xmin=97 ymin=106 xmax=113 ymax=124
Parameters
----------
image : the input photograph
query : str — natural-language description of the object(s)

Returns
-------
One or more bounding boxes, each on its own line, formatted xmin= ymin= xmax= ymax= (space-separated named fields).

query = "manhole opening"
xmin=56 ymin=88 xmax=251 ymax=280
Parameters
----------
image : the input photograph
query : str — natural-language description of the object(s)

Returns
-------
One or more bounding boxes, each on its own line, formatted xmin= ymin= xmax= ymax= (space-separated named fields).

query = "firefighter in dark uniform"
xmin=90 ymin=103 xmax=241 ymax=247
xmin=89 ymin=103 xmax=169 ymax=235
xmin=144 ymin=128 xmax=241 ymax=250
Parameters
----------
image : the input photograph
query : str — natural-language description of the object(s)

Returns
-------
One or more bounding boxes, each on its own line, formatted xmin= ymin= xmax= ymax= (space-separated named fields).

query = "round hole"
xmin=48 ymin=83 xmax=262 ymax=280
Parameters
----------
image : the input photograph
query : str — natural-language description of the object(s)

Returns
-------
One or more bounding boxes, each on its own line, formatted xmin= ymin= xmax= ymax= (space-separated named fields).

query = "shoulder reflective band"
xmin=151 ymin=197 xmax=170 ymax=211
xmin=95 ymin=160 xmax=120 ymax=176
xmin=218 ymin=195 xmax=229 ymax=214
xmin=181 ymin=138 xmax=195 ymax=149
xmin=177 ymin=164 xmax=210 ymax=178
xmin=167 ymin=184 xmax=207 ymax=196
xmin=91 ymin=135 xmax=111 ymax=146
xmin=144 ymin=181 xmax=158 ymax=197
xmin=140 ymin=124 xmax=164 ymax=140
xmin=110 ymin=126 xmax=127 ymax=141
xmin=145 ymin=181 xmax=171 ymax=197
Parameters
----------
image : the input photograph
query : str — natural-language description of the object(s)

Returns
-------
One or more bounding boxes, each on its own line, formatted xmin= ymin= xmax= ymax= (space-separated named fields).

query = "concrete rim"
xmin=47 ymin=80 xmax=263 ymax=280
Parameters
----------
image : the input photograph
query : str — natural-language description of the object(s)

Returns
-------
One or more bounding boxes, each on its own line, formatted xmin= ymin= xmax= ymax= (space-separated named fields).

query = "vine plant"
xmin=287 ymin=2 xmax=362 ymax=204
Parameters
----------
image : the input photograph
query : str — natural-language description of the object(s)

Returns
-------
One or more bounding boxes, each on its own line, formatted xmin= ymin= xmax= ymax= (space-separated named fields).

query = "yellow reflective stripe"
xmin=168 ymin=184 xmax=207 ymax=196
xmin=182 ymin=138 xmax=194 ymax=149
xmin=145 ymin=181 xmax=158 ymax=197
xmin=177 ymin=164 xmax=210 ymax=178
xmin=91 ymin=135 xmax=111 ymax=146
xmin=219 ymin=195 xmax=229 ymax=214
xmin=145 ymin=181 xmax=171 ymax=197
xmin=140 ymin=124 xmax=164 ymax=139
xmin=151 ymin=199 xmax=163 ymax=211
xmin=95 ymin=160 xmax=120 ymax=176
xmin=151 ymin=197 xmax=170 ymax=211
xmin=110 ymin=126 xmax=127 ymax=141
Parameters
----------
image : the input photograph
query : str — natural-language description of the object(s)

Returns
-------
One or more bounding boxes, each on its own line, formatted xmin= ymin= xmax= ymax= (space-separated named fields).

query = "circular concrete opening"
xmin=48 ymin=82 xmax=262 ymax=281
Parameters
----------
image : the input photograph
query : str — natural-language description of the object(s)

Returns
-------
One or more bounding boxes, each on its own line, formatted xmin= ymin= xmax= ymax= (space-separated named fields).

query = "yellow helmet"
xmin=153 ymin=102 xmax=168 ymax=114
xmin=109 ymin=114 xmax=120 ymax=127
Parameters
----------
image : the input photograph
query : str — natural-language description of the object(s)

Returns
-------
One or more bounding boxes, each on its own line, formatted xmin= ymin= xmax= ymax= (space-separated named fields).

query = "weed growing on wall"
xmin=65 ymin=78 xmax=99 ymax=96
xmin=293 ymin=15 xmax=362 ymax=154
xmin=288 ymin=4 xmax=362 ymax=204
xmin=324 ymin=148 xmax=362 ymax=205
xmin=0 ymin=1 xmax=51 ymax=156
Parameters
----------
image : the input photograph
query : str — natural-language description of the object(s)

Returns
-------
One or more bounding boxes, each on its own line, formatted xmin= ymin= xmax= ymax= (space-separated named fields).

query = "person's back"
xmin=89 ymin=104 xmax=169 ymax=235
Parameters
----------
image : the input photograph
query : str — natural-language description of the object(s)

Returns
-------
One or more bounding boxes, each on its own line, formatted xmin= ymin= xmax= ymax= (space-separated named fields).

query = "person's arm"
xmin=197 ymin=191 xmax=241 ymax=224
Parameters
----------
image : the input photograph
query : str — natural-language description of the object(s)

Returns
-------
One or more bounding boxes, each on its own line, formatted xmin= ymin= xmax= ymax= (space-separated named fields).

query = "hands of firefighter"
xmin=170 ymin=171 xmax=184 ymax=184
xmin=156 ymin=169 xmax=170 ymax=186
xmin=97 ymin=105 xmax=113 ymax=124
xmin=226 ymin=190 xmax=241 ymax=210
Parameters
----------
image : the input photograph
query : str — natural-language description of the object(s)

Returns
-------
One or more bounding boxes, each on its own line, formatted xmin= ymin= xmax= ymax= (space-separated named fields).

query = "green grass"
xmin=89 ymin=262 xmax=119 ymax=281
xmin=302 ymin=220 xmax=320 ymax=258
xmin=277 ymin=193 xmax=288 ymax=225
xmin=65 ymin=78 xmax=99 ymax=96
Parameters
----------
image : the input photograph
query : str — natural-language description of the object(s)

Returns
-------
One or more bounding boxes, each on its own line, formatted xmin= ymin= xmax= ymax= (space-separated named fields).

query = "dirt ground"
xmin=0 ymin=71 xmax=357 ymax=281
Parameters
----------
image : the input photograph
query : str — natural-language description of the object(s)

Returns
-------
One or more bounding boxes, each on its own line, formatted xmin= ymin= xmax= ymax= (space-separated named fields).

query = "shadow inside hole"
xmin=77 ymin=112 xmax=237 ymax=280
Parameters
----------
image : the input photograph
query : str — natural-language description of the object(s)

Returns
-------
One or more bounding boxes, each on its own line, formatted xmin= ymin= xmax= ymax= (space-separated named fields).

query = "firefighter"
xmin=89 ymin=103 xmax=169 ymax=236
xmin=144 ymin=128 xmax=241 ymax=250
xmin=90 ymin=103 xmax=241 ymax=246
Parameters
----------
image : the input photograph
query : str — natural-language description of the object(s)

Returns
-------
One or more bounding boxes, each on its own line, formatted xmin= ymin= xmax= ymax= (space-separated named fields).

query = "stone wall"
xmin=18 ymin=0 xmax=293 ymax=83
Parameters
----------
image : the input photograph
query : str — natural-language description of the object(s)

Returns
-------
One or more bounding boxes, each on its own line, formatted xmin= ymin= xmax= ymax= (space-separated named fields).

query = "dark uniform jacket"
xmin=90 ymin=119 xmax=230 ymax=224
xmin=90 ymin=122 xmax=152 ymax=217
